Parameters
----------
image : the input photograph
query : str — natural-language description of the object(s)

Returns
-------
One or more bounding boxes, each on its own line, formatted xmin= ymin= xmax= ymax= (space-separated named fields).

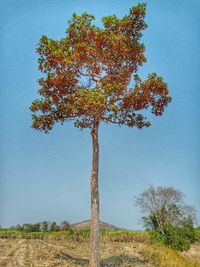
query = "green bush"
xmin=149 ymin=230 xmax=166 ymax=244
xmin=150 ymin=223 xmax=195 ymax=251
xmin=183 ymin=220 xmax=196 ymax=242
xmin=195 ymin=228 xmax=200 ymax=241
xmin=163 ymin=225 xmax=190 ymax=251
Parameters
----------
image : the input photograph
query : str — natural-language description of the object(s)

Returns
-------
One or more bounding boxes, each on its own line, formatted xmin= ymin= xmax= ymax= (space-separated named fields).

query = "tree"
xmin=136 ymin=186 xmax=196 ymax=234
xmin=30 ymin=223 xmax=41 ymax=232
xmin=50 ymin=221 xmax=59 ymax=232
xmin=40 ymin=221 xmax=49 ymax=232
xmin=14 ymin=224 xmax=23 ymax=231
xmin=30 ymin=3 xmax=171 ymax=266
xmin=135 ymin=186 xmax=197 ymax=250
xmin=22 ymin=223 xmax=33 ymax=232
xmin=60 ymin=220 xmax=71 ymax=231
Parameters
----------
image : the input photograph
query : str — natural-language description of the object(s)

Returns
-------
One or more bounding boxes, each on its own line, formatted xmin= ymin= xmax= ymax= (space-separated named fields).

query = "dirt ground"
xmin=0 ymin=239 xmax=148 ymax=267
xmin=0 ymin=239 xmax=199 ymax=267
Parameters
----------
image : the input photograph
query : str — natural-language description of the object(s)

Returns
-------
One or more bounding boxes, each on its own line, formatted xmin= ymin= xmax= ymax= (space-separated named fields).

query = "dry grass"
xmin=0 ymin=239 xmax=147 ymax=266
xmin=141 ymin=242 xmax=200 ymax=267
xmin=0 ymin=237 xmax=199 ymax=266
xmin=181 ymin=243 xmax=200 ymax=265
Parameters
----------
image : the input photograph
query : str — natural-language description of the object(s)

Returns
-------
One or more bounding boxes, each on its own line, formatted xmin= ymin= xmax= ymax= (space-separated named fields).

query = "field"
xmin=0 ymin=230 xmax=200 ymax=267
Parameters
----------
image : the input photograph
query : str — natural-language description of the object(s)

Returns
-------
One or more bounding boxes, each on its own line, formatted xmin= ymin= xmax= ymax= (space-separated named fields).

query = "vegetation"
xmin=30 ymin=3 xmax=171 ymax=265
xmin=1 ymin=238 xmax=199 ymax=267
xmin=1 ymin=227 xmax=199 ymax=245
xmin=0 ymin=234 xmax=199 ymax=266
xmin=136 ymin=186 xmax=197 ymax=251
xmin=195 ymin=228 xmax=200 ymax=241
xmin=0 ymin=227 xmax=199 ymax=266
xmin=0 ymin=228 xmax=148 ymax=243
xmin=142 ymin=243 xmax=200 ymax=267
xmin=8 ymin=220 xmax=70 ymax=232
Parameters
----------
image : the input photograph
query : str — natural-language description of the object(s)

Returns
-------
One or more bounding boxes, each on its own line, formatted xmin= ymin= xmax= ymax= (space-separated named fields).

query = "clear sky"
xmin=0 ymin=0 xmax=199 ymax=230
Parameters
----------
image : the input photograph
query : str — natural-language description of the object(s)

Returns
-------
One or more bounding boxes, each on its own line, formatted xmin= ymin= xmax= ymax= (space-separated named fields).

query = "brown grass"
xmin=142 ymin=242 xmax=200 ymax=267
xmin=0 ymin=238 xmax=199 ymax=266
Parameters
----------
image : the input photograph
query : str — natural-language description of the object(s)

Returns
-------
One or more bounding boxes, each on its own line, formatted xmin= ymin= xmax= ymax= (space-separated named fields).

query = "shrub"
xmin=150 ymin=223 xmax=195 ymax=251
xmin=195 ymin=228 xmax=200 ymax=241
xmin=163 ymin=225 xmax=190 ymax=251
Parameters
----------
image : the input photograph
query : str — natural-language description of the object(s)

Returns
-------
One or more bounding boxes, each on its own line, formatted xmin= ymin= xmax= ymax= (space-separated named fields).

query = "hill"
xmin=71 ymin=219 xmax=121 ymax=231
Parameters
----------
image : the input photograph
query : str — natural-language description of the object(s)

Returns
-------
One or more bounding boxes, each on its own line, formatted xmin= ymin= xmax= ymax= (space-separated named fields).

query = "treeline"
xmin=8 ymin=220 xmax=70 ymax=232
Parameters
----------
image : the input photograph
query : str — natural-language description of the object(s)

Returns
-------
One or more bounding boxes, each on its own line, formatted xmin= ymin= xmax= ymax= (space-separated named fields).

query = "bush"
xmin=150 ymin=223 xmax=195 ymax=251
xmin=163 ymin=225 xmax=190 ymax=251
xmin=195 ymin=228 xmax=200 ymax=241
xmin=180 ymin=220 xmax=196 ymax=243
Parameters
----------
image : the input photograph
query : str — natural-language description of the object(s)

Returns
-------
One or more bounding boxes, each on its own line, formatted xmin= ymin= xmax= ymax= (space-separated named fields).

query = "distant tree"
xmin=22 ymin=224 xmax=33 ymax=232
xmin=15 ymin=224 xmax=23 ymax=231
xmin=30 ymin=3 xmax=171 ymax=266
xmin=40 ymin=221 xmax=49 ymax=232
xmin=60 ymin=220 xmax=70 ymax=231
xmin=50 ymin=222 xmax=59 ymax=232
xmin=136 ymin=186 xmax=197 ymax=250
xmin=31 ymin=223 xmax=40 ymax=232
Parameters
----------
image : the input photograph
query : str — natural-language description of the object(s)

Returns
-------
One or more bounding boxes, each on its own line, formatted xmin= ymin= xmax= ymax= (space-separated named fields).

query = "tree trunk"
xmin=89 ymin=120 xmax=100 ymax=267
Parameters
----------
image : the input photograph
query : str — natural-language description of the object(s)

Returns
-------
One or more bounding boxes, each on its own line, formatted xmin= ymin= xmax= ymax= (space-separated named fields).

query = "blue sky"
xmin=0 ymin=0 xmax=199 ymax=229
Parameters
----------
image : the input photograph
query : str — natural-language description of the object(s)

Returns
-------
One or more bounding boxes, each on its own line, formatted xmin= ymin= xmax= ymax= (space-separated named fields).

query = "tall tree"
xmin=30 ymin=3 xmax=171 ymax=266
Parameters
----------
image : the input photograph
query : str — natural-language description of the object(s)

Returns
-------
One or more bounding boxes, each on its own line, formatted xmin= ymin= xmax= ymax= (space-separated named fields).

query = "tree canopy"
xmin=30 ymin=3 xmax=171 ymax=132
